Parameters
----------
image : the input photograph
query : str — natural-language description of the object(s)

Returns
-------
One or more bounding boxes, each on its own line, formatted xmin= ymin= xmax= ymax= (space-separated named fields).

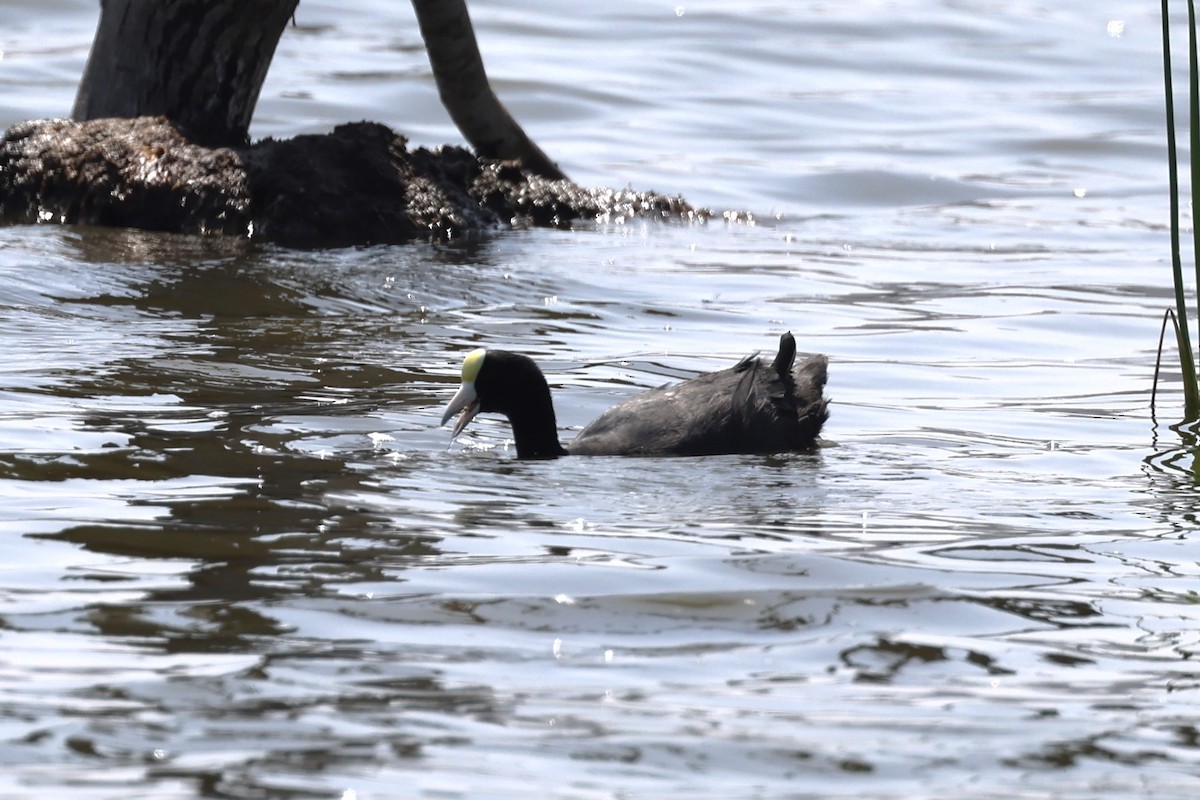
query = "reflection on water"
xmin=3 ymin=0 xmax=1200 ymax=797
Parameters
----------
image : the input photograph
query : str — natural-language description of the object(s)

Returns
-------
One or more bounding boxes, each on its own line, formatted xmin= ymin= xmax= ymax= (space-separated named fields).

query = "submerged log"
xmin=0 ymin=117 xmax=699 ymax=248
xmin=1 ymin=0 xmax=693 ymax=245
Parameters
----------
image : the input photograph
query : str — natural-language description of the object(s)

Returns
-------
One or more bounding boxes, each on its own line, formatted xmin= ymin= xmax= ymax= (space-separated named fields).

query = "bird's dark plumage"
xmin=441 ymin=332 xmax=828 ymax=458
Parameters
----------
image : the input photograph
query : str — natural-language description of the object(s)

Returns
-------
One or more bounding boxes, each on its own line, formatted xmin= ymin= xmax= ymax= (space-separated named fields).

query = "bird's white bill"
xmin=441 ymin=381 xmax=480 ymax=437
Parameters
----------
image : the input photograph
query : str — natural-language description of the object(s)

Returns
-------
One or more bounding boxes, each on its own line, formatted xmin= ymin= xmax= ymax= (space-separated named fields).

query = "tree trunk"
xmin=71 ymin=0 xmax=297 ymax=147
xmin=69 ymin=0 xmax=566 ymax=178
xmin=411 ymin=0 xmax=567 ymax=180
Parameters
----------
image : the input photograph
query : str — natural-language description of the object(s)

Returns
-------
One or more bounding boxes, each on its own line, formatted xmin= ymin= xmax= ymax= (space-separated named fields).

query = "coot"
xmin=441 ymin=332 xmax=828 ymax=458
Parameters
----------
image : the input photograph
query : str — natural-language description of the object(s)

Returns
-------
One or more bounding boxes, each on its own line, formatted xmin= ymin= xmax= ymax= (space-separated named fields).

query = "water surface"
xmin=0 ymin=1 xmax=1197 ymax=797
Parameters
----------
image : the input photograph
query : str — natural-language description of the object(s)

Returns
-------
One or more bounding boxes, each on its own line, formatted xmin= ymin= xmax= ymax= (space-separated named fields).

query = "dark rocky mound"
xmin=0 ymin=116 xmax=705 ymax=248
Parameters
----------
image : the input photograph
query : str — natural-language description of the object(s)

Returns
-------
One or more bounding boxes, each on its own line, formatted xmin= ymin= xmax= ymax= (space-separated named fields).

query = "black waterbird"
xmin=440 ymin=332 xmax=828 ymax=458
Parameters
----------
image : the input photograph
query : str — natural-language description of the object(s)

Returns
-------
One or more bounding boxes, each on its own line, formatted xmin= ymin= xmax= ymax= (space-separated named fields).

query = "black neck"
xmin=478 ymin=350 xmax=569 ymax=459
xmin=508 ymin=406 xmax=568 ymax=459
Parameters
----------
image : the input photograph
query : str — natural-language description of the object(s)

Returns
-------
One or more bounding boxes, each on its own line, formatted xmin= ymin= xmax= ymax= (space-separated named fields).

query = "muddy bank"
xmin=0 ymin=117 xmax=704 ymax=248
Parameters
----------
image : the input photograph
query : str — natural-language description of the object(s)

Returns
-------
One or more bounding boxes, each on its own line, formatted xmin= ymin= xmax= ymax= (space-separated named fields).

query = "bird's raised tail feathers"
xmin=772 ymin=331 xmax=797 ymax=379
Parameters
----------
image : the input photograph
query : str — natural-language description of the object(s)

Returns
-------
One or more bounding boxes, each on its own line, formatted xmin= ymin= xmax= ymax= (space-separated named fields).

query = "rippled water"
xmin=2 ymin=0 xmax=1199 ymax=797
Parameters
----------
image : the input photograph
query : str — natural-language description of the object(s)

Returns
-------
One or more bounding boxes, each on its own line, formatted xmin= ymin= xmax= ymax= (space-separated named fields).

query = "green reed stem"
xmin=1163 ymin=0 xmax=1200 ymax=421
xmin=1190 ymin=0 xmax=1200 ymax=330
